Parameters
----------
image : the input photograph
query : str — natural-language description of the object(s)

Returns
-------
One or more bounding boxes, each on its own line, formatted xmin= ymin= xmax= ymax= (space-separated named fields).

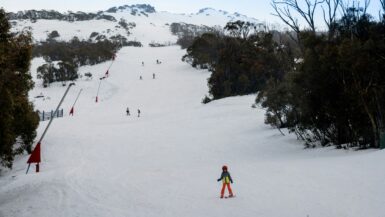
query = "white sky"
xmin=0 ymin=0 xmax=383 ymax=29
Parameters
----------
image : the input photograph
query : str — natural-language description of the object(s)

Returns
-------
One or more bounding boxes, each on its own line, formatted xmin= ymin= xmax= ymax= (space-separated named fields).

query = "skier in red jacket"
xmin=217 ymin=165 xmax=234 ymax=198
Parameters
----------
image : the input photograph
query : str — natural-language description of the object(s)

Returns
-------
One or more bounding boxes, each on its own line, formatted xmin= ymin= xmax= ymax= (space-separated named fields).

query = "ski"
xmin=221 ymin=195 xmax=236 ymax=199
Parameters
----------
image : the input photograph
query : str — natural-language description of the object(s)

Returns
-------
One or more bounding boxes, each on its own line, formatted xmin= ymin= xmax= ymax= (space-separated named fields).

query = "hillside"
xmin=0 ymin=4 xmax=385 ymax=217
xmin=9 ymin=4 xmax=259 ymax=45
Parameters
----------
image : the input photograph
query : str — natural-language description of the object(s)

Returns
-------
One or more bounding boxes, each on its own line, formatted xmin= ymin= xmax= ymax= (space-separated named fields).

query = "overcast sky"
xmin=1 ymin=0 xmax=383 ymax=28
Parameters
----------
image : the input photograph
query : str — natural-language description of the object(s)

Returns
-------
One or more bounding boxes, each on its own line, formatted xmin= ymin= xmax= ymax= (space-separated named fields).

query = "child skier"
xmin=217 ymin=165 xmax=234 ymax=198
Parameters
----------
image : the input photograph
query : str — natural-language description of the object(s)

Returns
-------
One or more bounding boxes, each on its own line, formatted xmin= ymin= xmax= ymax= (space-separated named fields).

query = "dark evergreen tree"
xmin=183 ymin=24 xmax=293 ymax=100
xmin=259 ymin=4 xmax=385 ymax=149
xmin=0 ymin=9 xmax=39 ymax=168
xmin=47 ymin=30 xmax=60 ymax=40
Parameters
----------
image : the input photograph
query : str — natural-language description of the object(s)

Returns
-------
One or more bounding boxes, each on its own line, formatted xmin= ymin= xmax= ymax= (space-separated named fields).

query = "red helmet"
xmin=222 ymin=165 xmax=228 ymax=171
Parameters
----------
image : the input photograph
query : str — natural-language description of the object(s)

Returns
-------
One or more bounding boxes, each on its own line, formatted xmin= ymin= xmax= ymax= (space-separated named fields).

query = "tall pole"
xmin=96 ymin=77 xmax=105 ymax=103
xmin=26 ymin=83 xmax=75 ymax=174
xmin=97 ymin=55 xmax=115 ymax=100
xmin=72 ymin=89 xmax=83 ymax=108
xmin=39 ymin=83 xmax=75 ymax=143
xmin=70 ymin=89 xmax=82 ymax=115
xmin=107 ymin=59 xmax=114 ymax=70
xmin=108 ymin=54 xmax=116 ymax=71
xmin=105 ymin=55 xmax=116 ymax=77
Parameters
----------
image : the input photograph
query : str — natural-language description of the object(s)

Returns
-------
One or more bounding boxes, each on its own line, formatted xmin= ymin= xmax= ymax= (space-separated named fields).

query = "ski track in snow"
xmin=1 ymin=11 xmax=385 ymax=217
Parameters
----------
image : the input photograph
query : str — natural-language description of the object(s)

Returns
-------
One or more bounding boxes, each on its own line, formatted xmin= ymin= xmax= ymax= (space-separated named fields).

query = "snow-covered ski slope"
xmin=1 ymin=6 xmax=385 ymax=217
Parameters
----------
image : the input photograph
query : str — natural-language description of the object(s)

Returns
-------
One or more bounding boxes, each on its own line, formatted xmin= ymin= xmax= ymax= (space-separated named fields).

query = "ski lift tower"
xmin=26 ymin=83 xmax=75 ymax=174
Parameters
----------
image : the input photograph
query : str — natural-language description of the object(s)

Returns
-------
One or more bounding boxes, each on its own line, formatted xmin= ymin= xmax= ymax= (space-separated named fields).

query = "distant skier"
xmin=126 ymin=107 xmax=130 ymax=116
xmin=217 ymin=165 xmax=234 ymax=198
xmin=137 ymin=109 xmax=141 ymax=117
xmin=140 ymin=75 xmax=143 ymax=80
xmin=142 ymin=61 xmax=144 ymax=66
xmin=153 ymin=73 xmax=155 ymax=79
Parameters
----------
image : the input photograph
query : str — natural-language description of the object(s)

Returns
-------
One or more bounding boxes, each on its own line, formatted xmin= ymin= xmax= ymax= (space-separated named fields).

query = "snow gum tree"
xmin=183 ymin=25 xmax=293 ymax=100
xmin=0 ymin=9 xmax=39 ymax=168
xmin=259 ymin=0 xmax=385 ymax=148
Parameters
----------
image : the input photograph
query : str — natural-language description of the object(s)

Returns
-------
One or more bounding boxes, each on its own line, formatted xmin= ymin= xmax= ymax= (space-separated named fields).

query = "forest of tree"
xmin=170 ymin=22 xmax=218 ymax=49
xmin=33 ymin=25 xmax=144 ymax=87
xmin=33 ymin=37 xmax=121 ymax=86
xmin=183 ymin=20 xmax=293 ymax=102
xmin=184 ymin=0 xmax=385 ymax=149
xmin=0 ymin=9 xmax=39 ymax=168
xmin=7 ymin=10 xmax=116 ymax=22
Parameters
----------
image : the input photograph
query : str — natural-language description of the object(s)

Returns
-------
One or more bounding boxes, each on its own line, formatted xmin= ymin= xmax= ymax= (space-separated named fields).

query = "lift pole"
xmin=26 ymin=83 xmax=75 ymax=174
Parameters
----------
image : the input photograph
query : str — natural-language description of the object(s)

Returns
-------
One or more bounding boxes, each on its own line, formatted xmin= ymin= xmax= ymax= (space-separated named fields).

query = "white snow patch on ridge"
xmin=10 ymin=6 xmax=259 ymax=45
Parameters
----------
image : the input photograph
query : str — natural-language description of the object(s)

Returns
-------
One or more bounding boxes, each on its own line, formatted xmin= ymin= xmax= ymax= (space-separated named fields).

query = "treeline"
xmin=7 ymin=4 xmax=156 ymax=21
xmin=0 ymin=9 xmax=39 ymax=168
xmin=258 ymin=1 xmax=385 ymax=149
xmin=106 ymin=4 xmax=156 ymax=16
xmin=36 ymin=62 xmax=78 ymax=87
xmin=33 ymin=37 xmax=120 ymax=86
xmin=7 ymin=10 xmax=116 ymax=22
xmin=184 ymin=0 xmax=385 ymax=149
xmin=170 ymin=22 xmax=218 ymax=49
xmin=33 ymin=37 xmax=120 ymax=64
xmin=183 ymin=20 xmax=292 ymax=101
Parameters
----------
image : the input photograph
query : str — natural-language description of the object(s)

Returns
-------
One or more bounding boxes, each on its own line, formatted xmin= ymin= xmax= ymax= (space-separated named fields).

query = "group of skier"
xmin=139 ymin=73 xmax=156 ymax=80
xmin=126 ymin=107 xmax=141 ymax=117
xmin=142 ymin=60 xmax=162 ymax=66
xmin=133 ymin=59 xmax=161 ymax=114
xmin=139 ymin=60 xmax=159 ymax=80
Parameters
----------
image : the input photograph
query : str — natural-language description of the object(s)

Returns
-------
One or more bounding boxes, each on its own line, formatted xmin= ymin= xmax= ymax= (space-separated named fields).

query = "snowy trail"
xmin=1 ymin=46 xmax=385 ymax=217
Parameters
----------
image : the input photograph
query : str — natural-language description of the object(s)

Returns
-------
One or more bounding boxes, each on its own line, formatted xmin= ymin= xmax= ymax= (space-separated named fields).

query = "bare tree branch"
xmin=322 ymin=0 xmax=341 ymax=32
xmin=381 ymin=0 xmax=385 ymax=14
xmin=271 ymin=0 xmax=325 ymax=33
xmin=339 ymin=0 xmax=371 ymax=19
xmin=271 ymin=1 xmax=301 ymax=34
xmin=363 ymin=0 xmax=370 ymax=14
xmin=338 ymin=0 xmax=350 ymax=18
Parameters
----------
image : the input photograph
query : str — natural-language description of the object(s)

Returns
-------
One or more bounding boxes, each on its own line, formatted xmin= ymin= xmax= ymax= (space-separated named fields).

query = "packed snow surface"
xmin=0 ymin=45 xmax=384 ymax=217
xmin=1 ymin=7 xmax=385 ymax=217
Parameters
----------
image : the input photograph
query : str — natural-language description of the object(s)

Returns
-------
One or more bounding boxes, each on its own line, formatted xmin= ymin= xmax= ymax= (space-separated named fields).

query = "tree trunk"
xmin=360 ymin=94 xmax=379 ymax=148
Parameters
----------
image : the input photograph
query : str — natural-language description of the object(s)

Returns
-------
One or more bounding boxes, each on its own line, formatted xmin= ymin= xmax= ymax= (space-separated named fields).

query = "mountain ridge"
xmin=9 ymin=4 xmax=260 ymax=45
xmin=7 ymin=4 xmax=258 ymax=24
